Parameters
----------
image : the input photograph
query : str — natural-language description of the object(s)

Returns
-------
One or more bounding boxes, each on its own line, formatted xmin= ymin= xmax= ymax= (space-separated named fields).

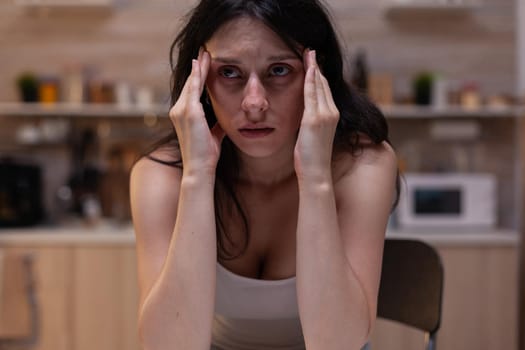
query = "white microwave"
xmin=396 ymin=173 xmax=497 ymax=230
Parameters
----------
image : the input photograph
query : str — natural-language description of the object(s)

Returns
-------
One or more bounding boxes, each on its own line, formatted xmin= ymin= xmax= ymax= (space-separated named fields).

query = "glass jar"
xmin=38 ymin=77 xmax=60 ymax=104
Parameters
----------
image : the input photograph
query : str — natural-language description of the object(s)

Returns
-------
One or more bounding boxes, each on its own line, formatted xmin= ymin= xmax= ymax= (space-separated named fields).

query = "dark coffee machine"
xmin=0 ymin=159 xmax=43 ymax=227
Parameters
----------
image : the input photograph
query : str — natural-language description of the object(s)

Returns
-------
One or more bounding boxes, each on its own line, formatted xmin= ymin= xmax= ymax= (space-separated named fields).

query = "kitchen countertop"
xmin=0 ymin=221 xmax=520 ymax=247
xmin=0 ymin=220 xmax=135 ymax=246
xmin=386 ymin=229 xmax=520 ymax=247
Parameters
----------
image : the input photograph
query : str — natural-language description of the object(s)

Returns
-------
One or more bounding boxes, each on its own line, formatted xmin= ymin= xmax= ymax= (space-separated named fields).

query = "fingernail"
xmin=311 ymin=50 xmax=316 ymax=62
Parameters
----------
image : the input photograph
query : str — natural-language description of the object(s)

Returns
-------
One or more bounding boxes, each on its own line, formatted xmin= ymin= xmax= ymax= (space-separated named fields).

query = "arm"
xmin=296 ymin=143 xmax=397 ymax=350
xmin=130 ymin=49 xmax=224 ymax=350
xmin=294 ymin=49 xmax=398 ymax=350
xmin=131 ymin=159 xmax=217 ymax=350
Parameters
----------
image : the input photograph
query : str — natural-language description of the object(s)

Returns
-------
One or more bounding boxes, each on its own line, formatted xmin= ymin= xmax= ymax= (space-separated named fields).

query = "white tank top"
xmin=212 ymin=262 xmax=305 ymax=349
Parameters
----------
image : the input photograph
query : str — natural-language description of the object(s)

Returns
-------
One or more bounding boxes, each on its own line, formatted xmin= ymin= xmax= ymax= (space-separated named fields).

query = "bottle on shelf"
xmin=38 ymin=76 xmax=60 ymax=104
xmin=62 ymin=64 xmax=85 ymax=104
xmin=351 ymin=49 xmax=369 ymax=94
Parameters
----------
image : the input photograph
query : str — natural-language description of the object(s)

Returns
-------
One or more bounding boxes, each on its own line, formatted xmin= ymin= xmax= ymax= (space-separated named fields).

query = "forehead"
xmin=205 ymin=17 xmax=297 ymax=57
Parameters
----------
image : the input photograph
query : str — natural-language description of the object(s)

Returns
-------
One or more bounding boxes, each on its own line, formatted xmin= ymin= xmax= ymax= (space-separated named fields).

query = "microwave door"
xmin=414 ymin=187 xmax=462 ymax=215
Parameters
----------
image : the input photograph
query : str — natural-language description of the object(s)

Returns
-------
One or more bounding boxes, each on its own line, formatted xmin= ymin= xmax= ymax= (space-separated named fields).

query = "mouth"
xmin=238 ymin=127 xmax=275 ymax=138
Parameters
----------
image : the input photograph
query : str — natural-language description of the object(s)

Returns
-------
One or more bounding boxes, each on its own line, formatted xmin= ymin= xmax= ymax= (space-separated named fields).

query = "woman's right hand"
xmin=169 ymin=48 xmax=225 ymax=177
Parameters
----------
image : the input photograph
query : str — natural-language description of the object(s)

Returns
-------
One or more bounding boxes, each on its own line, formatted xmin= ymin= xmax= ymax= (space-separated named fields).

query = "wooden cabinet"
xmin=369 ymin=243 xmax=519 ymax=350
xmin=0 ymin=242 xmax=140 ymax=350
xmin=0 ymin=235 xmax=518 ymax=350
xmin=0 ymin=247 xmax=73 ymax=350
xmin=73 ymin=247 xmax=140 ymax=350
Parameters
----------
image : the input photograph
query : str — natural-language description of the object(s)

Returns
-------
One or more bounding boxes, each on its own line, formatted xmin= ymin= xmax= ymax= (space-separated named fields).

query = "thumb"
xmin=211 ymin=122 xmax=226 ymax=145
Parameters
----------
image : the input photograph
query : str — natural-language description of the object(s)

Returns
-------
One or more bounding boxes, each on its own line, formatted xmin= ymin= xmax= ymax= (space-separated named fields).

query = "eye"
xmin=269 ymin=65 xmax=291 ymax=77
xmin=219 ymin=66 xmax=241 ymax=79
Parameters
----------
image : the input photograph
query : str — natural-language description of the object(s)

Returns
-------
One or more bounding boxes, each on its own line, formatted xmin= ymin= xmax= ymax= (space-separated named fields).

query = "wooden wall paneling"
xmin=0 ymin=0 xmax=516 ymax=101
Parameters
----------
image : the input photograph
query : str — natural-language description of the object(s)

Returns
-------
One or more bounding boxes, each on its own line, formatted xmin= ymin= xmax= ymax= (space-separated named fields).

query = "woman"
xmin=130 ymin=0 xmax=399 ymax=349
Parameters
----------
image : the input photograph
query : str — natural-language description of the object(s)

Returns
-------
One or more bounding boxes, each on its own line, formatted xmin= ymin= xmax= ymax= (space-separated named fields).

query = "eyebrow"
xmin=212 ymin=54 xmax=301 ymax=64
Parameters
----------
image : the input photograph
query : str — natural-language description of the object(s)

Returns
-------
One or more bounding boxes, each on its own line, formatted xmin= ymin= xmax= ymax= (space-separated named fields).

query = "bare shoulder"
xmin=333 ymin=135 xmax=398 ymax=184
xmin=130 ymin=150 xmax=182 ymax=204
xmin=332 ymin=137 xmax=398 ymax=210
xmin=131 ymin=142 xmax=182 ymax=190
xmin=130 ymin=148 xmax=183 ymax=240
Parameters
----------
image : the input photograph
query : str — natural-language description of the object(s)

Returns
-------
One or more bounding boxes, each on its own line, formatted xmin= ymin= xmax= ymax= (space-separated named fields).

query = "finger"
xmin=310 ymin=49 xmax=317 ymax=69
xmin=303 ymin=50 xmax=318 ymax=113
xmin=315 ymin=66 xmax=329 ymax=111
xmin=302 ymin=47 xmax=311 ymax=72
xmin=303 ymin=63 xmax=317 ymax=113
xmin=177 ymin=56 xmax=198 ymax=102
xmin=199 ymin=49 xmax=211 ymax=92
xmin=311 ymin=50 xmax=330 ymax=113
xmin=188 ymin=59 xmax=202 ymax=103
xmin=318 ymin=70 xmax=338 ymax=114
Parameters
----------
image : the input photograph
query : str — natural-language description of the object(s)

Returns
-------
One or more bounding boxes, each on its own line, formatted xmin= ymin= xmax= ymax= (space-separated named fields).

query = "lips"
xmin=238 ymin=127 xmax=275 ymax=138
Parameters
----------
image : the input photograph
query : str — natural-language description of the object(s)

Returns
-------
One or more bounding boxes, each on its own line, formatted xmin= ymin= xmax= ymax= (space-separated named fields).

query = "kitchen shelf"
xmin=0 ymin=102 xmax=169 ymax=118
xmin=0 ymin=102 xmax=523 ymax=119
xmin=381 ymin=105 xmax=523 ymax=118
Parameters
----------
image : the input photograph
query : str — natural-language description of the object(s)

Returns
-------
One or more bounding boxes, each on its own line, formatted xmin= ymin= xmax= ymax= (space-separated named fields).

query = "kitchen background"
xmin=0 ymin=0 xmax=523 ymax=349
xmin=0 ymin=0 xmax=519 ymax=227
xmin=0 ymin=0 xmax=516 ymax=100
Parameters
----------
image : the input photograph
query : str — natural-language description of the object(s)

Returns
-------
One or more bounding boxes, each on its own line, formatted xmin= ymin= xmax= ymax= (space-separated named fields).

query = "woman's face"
xmin=205 ymin=17 xmax=305 ymax=159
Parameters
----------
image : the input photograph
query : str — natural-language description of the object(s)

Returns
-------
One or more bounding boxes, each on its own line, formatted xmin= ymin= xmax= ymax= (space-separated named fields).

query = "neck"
xmin=236 ymin=147 xmax=296 ymax=188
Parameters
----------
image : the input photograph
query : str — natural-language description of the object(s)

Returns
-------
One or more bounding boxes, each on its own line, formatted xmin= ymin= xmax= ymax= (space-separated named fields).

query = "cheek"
xmin=205 ymin=90 xmax=243 ymax=136
xmin=205 ymin=75 xmax=222 ymax=100
xmin=289 ymin=82 xmax=306 ymax=127
xmin=206 ymin=77 xmax=242 ymax=109
xmin=270 ymin=80 xmax=305 ymax=118
xmin=206 ymin=81 xmax=236 ymax=122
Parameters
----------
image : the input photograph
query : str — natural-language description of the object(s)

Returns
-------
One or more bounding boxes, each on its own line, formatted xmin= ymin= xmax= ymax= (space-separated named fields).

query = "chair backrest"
xmin=377 ymin=239 xmax=444 ymax=337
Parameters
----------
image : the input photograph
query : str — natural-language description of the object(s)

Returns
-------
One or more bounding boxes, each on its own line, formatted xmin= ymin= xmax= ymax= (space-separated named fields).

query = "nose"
xmin=241 ymin=74 xmax=269 ymax=118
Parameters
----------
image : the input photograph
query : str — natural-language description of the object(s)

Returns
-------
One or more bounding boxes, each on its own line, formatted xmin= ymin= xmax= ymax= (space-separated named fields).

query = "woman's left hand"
xmin=294 ymin=49 xmax=340 ymax=183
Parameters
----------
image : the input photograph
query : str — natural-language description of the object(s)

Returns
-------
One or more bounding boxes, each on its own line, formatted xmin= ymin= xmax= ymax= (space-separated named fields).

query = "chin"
xmin=240 ymin=148 xmax=281 ymax=159
xmin=233 ymin=144 xmax=279 ymax=158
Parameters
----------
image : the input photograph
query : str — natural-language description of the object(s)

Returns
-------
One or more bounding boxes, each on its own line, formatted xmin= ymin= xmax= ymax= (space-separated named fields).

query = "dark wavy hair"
xmin=147 ymin=0 xmax=400 ymax=260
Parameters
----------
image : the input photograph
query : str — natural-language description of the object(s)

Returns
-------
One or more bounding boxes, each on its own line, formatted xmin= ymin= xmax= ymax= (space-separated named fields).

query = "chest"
xmin=218 ymin=181 xmax=299 ymax=280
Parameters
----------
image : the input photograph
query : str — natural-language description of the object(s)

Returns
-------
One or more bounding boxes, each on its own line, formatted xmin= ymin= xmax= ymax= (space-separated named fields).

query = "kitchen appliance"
xmin=396 ymin=173 xmax=497 ymax=231
xmin=0 ymin=159 xmax=43 ymax=227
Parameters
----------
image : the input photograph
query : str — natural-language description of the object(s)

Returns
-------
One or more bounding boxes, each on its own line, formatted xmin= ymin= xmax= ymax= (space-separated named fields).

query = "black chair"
xmin=375 ymin=238 xmax=444 ymax=350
